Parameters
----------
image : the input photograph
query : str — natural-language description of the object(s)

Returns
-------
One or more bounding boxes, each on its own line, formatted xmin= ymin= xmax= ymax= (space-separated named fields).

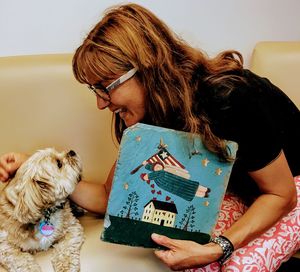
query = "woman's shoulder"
xmin=196 ymin=68 xmax=298 ymax=118
xmin=234 ymin=69 xmax=299 ymax=113
xmin=200 ymin=69 xmax=265 ymax=100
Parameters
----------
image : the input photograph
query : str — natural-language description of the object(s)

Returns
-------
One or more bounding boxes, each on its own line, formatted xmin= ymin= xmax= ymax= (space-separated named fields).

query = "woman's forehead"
xmin=75 ymin=43 xmax=130 ymax=85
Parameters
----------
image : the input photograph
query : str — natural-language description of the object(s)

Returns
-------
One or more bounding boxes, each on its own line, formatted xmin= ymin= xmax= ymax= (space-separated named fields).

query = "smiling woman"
xmin=70 ymin=4 xmax=300 ymax=271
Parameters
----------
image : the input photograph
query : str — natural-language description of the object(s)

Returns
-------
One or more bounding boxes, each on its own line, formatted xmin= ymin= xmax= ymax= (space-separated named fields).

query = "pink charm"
xmin=39 ymin=221 xmax=54 ymax=236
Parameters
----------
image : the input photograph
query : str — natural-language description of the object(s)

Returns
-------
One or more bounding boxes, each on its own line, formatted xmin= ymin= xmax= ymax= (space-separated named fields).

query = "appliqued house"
xmin=142 ymin=200 xmax=178 ymax=227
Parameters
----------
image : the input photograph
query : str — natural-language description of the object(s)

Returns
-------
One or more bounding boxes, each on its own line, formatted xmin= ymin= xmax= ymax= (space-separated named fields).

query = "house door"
xmin=160 ymin=220 xmax=165 ymax=226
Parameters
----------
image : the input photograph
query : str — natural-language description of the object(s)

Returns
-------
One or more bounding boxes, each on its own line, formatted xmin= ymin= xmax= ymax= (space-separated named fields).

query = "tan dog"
xmin=0 ymin=148 xmax=84 ymax=272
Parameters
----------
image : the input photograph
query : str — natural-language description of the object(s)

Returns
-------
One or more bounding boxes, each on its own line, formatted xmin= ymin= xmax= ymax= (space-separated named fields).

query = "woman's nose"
xmin=96 ymin=96 xmax=110 ymax=110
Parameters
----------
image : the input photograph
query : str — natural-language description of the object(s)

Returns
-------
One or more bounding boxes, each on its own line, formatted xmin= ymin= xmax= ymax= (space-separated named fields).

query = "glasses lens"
xmin=88 ymin=85 xmax=110 ymax=101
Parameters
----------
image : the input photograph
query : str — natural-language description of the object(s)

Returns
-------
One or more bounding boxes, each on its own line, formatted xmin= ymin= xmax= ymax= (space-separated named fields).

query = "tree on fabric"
xmin=119 ymin=191 xmax=140 ymax=219
xmin=179 ymin=205 xmax=196 ymax=231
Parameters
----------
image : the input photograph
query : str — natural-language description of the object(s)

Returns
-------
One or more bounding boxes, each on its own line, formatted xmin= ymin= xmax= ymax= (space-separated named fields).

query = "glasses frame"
xmin=88 ymin=67 xmax=138 ymax=101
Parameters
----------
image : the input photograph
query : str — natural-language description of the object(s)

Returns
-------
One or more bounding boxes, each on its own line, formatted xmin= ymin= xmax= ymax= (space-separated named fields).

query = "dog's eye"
xmin=56 ymin=159 xmax=62 ymax=169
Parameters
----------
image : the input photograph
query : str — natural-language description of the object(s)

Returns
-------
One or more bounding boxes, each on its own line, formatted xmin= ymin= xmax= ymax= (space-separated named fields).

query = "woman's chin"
xmin=121 ymin=113 xmax=144 ymax=127
xmin=123 ymin=117 xmax=139 ymax=127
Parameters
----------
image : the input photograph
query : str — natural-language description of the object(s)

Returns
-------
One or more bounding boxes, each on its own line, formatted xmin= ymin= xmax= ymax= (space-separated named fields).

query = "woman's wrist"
xmin=203 ymin=241 xmax=224 ymax=262
xmin=210 ymin=235 xmax=235 ymax=264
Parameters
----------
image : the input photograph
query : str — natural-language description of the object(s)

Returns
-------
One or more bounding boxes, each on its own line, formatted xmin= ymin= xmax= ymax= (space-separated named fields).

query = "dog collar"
xmin=38 ymin=202 xmax=66 ymax=236
xmin=42 ymin=202 xmax=66 ymax=223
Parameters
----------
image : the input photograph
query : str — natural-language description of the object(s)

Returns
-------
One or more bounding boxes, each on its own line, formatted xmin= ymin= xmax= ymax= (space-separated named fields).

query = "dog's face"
xmin=5 ymin=148 xmax=82 ymax=223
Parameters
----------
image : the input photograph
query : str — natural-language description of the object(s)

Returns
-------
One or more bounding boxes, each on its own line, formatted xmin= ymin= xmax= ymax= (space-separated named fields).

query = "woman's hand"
xmin=151 ymin=233 xmax=223 ymax=271
xmin=0 ymin=152 xmax=29 ymax=182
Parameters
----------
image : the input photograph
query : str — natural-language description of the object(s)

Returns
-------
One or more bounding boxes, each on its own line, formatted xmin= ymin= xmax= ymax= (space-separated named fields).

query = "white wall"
xmin=1 ymin=0 xmax=299 ymax=66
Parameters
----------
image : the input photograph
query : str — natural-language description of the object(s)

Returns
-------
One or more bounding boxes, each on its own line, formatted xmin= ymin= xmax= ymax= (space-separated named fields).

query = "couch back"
xmin=0 ymin=54 xmax=117 ymax=183
xmin=250 ymin=41 xmax=300 ymax=108
xmin=1 ymin=42 xmax=298 ymax=183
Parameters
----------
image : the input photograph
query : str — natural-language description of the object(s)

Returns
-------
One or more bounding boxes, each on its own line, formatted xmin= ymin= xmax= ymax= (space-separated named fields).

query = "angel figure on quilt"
xmin=140 ymin=162 xmax=210 ymax=201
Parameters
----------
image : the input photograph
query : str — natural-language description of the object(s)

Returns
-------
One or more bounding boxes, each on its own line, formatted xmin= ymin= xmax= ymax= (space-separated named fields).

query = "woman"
xmin=0 ymin=3 xmax=299 ymax=271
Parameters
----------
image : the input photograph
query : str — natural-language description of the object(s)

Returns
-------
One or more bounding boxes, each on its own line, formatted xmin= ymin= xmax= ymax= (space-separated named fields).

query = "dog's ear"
xmin=13 ymin=178 xmax=46 ymax=224
xmin=13 ymin=177 xmax=56 ymax=223
xmin=5 ymin=181 xmax=21 ymax=206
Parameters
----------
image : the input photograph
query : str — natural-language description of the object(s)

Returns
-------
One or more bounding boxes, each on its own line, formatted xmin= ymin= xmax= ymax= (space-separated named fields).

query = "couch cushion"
xmin=33 ymin=214 xmax=170 ymax=272
xmin=250 ymin=41 xmax=300 ymax=108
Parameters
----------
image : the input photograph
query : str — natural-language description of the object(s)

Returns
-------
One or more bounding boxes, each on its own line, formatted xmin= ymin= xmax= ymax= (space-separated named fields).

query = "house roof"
xmin=144 ymin=199 xmax=178 ymax=214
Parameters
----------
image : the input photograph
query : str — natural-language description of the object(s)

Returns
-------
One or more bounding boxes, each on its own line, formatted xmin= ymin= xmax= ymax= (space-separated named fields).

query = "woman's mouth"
xmin=113 ymin=107 xmax=139 ymax=127
xmin=114 ymin=108 xmax=122 ymax=114
xmin=114 ymin=108 xmax=125 ymax=114
xmin=114 ymin=108 xmax=128 ymax=118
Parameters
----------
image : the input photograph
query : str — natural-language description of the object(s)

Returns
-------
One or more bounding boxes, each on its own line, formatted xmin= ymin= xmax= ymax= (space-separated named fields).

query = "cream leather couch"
xmin=0 ymin=55 xmax=170 ymax=272
xmin=0 ymin=41 xmax=299 ymax=271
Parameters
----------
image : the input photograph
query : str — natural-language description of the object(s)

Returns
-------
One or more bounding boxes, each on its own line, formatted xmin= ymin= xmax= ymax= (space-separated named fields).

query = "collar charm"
xmin=37 ymin=202 xmax=65 ymax=236
xmin=39 ymin=221 xmax=55 ymax=236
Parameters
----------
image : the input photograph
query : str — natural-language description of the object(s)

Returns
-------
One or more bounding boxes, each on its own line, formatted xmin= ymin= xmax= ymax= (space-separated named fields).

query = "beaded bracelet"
xmin=210 ymin=235 xmax=234 ymax=265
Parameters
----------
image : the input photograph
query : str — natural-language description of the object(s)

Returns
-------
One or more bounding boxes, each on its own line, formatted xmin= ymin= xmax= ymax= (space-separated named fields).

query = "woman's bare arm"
xmin=222 ymin=150 xmax=297 ymax=248
xmin=70 ymin=162 xmax=116 ymax=214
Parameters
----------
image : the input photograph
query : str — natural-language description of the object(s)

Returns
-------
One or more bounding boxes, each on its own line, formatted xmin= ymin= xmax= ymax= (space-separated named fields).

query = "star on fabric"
xmin=160 ymin=151 xmax=168 ymax=159
xmin=215 ymin=168 xmax=222 ymax=176
xmin=203 ymin=201 xmax=210 ymax=206
xmin=123 ymin=183 xmax=129 ymax=190
xmin=202 ymin=158 xmax=210 ymax=167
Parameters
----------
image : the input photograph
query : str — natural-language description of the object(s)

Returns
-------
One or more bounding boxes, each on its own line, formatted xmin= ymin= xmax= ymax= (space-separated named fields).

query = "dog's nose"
xmin=68 ymin=150 xmax=76 ymax=157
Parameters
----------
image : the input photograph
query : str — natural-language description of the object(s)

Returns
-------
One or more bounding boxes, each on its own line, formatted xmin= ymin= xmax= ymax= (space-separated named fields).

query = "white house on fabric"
xmin=142 ymin=200 xmax=178 ymax=227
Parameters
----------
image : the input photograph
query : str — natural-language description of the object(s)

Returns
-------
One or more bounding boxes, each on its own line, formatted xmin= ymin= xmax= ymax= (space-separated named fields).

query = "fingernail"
xmin=151 ymin=233 xmax=159 ymax=239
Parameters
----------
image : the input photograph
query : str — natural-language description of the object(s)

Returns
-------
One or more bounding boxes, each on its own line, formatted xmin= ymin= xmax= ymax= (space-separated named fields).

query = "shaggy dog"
xmin=0 ymin=148 xmax=84 ymax=272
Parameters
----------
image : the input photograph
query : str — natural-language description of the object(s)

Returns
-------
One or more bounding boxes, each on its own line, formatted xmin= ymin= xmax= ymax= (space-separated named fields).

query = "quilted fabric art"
xmin=101 ymin=123 xmax=238 ymax=248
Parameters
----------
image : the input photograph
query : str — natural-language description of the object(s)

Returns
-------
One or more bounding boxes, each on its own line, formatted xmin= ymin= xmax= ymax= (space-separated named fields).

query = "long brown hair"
xmin=72 ymin=3 xmax=243 ymax=161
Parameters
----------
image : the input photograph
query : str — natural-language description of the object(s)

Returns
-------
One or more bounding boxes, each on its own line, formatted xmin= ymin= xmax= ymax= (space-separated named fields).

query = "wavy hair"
xmin=72 ymin=3 xmax=244 ymax=161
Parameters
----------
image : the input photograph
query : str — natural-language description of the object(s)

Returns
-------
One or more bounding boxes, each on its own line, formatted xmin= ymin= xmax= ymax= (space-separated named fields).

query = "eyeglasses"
xmin=88 ymin=68 xmax=138 ymax=101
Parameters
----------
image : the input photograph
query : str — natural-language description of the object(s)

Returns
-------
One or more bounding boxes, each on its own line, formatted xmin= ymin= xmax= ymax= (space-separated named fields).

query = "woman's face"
xmin=92 ymin=75 xmax=146 ymax=127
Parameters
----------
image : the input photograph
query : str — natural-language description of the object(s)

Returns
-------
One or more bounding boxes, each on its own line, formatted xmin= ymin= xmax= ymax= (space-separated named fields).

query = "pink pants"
xmin=187 ymin=176 xmax=300 ymax=272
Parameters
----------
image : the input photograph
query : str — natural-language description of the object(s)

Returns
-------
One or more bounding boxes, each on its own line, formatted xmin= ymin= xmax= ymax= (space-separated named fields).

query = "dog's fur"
xmin=0 ymin=148 xmax=84 ymax=272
